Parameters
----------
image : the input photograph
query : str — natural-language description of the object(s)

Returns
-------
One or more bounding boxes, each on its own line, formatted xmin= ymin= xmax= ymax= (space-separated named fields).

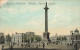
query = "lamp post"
xmin=10 ymin=41 xmax=13 ymax=50
xmin=2 ymin=45 xmax=4 ymax=50
xmin=72 ymin=32 xmax=74 ymax=45
xmin=71 ymin=31 xmax=74 ymax=45
xmin=75 ymin=35 xmax=78 ymax=50
xmin=18 ymin=37 xmax=19 ymax=45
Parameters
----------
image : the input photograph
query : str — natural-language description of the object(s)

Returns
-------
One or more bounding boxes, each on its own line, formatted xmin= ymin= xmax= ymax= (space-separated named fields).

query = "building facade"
xmin=72 ymin=29 xmax=80 ymax=44
xmin=11 ymin=32 xmax=23 ymax=45
xmin=11 ymin=32 xmax=35 ymax=45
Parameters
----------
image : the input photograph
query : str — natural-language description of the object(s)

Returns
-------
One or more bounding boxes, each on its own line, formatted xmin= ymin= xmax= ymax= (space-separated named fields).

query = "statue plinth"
xmin=43 ymin=32 xmax=50 ymax=42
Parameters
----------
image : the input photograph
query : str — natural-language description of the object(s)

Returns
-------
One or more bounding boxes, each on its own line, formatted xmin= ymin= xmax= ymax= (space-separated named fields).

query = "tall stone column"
xmin=44 ymin=2 xmax=49 ymax=32
xmin=43 ymin=2 xmax=50 ymax=41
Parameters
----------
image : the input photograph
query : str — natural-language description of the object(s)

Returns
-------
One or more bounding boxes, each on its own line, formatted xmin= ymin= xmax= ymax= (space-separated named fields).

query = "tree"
xmin=6 ymin=34 xmax=11 ymax=43
xmin=56 ymin=37 xmax=62 ymax=41
xmin=0 ymin=36 xmax=5 ymax=44
xmin=23 ymin=34 xmax=27 ymax=43
xmin=63 ymin=36 xmax=67 ymax=41
xmin=30 ymin=37 xmax=34 ymax=43
xmin=57 ymin=36 xmax=67 ymax=41
xmin=35 ymin=36 xmax=42 ymax=42
xmin=23 ymin=34 xmax=35 ymax=43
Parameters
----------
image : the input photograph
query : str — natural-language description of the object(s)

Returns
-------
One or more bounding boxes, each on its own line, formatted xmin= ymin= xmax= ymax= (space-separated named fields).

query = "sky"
xmin=0 ymin=0 xmax=80 ymax=36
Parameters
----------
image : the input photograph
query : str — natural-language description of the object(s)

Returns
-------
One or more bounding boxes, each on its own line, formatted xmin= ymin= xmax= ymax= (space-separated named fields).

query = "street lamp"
xmin=18 ymin=37 xmax=19 ymax=45
xmin=71 ymin=31 xmax=74 ymax=45
xmin=10 ymin=41 xmax=13 ymax=50
xmin=75 ymin=35 xmax=78 ymax=50
xmin=72 ymin=32 xmax=74 ymax=45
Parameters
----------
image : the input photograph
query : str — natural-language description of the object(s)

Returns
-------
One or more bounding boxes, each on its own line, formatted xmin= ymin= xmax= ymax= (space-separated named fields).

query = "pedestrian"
xmin=39 ymin=42 xmax=40 ymax=47
xmin=47 ymin=43 xmax=48 ymax=45
xmin=65 ymin=43 xmax=66 ymax=45
xmin=36 ymin=44 xmax=38 ymax=48
xmin=2 ymin=45 xmax=4 ymax=50
xmin=10 ymin=45 xmax=13 ymax=50
xmin=61 ymin=42 xmax=62 ymax=45
xmin=43 ymin=42 xmax=45 ymax=49
xmin=67 ymin=43 xmax=69 ymax=47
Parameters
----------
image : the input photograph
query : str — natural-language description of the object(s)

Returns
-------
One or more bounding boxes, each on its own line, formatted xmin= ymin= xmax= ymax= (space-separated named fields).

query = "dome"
xmin=74 ymin=28 xmax=79 ymax=33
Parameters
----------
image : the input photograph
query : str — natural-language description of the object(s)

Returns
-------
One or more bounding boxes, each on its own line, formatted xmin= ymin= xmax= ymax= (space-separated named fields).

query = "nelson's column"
xmin=43 ymin=2 xmax=50 ymax=42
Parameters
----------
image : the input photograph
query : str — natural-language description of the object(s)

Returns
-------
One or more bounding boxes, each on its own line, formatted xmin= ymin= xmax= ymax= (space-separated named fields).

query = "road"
xmin=2 ymin=42 xmax=76 ymax=50
xmin=3 ymin=48 xmax=58 ymax=50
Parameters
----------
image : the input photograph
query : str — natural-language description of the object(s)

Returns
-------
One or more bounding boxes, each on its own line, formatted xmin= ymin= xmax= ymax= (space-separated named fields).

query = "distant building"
xmin=72 ymin=28 xmax=80 ymax=44
xmin=11 ymin=32 xmax=23 ymax=45
xmin=14 ymin=32 xmax=23 ymax=45
xmin=70 ymin=28 xmax=80 ymax=50
xmin=26 ymin=32 xmax=34 ymax=37
xmin=50 ymin=34 xmax=72 ymax=44
xmin=66 ymin=35 xmax=72 ymax=44
xmin=11 ymin=32 xmax=35 ymax=45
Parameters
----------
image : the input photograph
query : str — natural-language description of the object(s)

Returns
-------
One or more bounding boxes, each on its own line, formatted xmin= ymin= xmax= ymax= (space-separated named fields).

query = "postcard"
xmin=0 ymin=0 xmax=80 ymax=50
